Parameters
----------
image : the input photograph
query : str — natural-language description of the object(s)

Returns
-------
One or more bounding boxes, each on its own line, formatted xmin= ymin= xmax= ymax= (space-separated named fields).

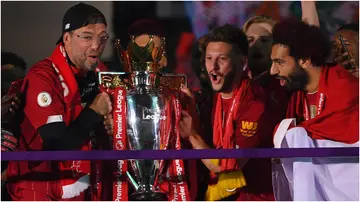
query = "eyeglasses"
xmin=73 ymin=33 xmax=110 ymax=46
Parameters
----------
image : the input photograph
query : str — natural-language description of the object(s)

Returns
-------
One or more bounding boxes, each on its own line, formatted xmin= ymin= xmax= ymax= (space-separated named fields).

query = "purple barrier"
xmin=1 ymin=148 xmax=358 ymax=161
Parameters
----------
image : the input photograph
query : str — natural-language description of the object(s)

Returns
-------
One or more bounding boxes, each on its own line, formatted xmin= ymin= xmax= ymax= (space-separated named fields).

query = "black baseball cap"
xmin=56 ymin=3 xmax=107 ymax=44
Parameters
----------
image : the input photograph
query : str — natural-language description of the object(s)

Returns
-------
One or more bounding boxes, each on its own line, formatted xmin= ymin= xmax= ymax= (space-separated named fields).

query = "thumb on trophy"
xmin=90 ymin=92 xmax=113 ymax=116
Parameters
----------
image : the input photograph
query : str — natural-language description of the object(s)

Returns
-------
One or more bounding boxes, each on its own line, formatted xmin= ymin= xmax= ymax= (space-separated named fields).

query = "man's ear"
xmin=63 ymin=32 xmax=72 ymax=47
xmin=298 ymin=58 xmax=311 ymax=69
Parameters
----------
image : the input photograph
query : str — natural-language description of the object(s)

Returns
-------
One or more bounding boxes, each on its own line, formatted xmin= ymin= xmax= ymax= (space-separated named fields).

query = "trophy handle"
xmin=98 ymin=72 xmax=129 ymax=90
xmin=158 ymin=73 xmax=187 ymax=91
xmin=126 ymin=171 xmax=139 ymax=191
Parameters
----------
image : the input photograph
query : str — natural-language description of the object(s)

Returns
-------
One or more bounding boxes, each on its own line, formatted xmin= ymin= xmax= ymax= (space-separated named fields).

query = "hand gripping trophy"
xmin=98 ymin=35 xmax=190 ymax=201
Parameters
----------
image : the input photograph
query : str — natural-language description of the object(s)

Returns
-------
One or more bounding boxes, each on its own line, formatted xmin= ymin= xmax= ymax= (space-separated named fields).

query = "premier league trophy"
xmin=99 ymin=35 xmax=188 ymax=201
xmin=123 ymin=35 xmax=167 ymax=201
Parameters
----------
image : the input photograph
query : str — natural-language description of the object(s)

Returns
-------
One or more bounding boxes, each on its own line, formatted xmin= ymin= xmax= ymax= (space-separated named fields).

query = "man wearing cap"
xmin=6 ymin=3 xmax=113 ymax=200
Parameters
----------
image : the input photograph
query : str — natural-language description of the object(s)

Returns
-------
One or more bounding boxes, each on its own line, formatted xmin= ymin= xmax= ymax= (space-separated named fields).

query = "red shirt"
xmin=7 ymin=56 xmax=107 ymax=200
xmin=285 ymin=65 xmax=358 ymax=144
xmin=8 ymin=59 xmax=65 ymax=176
xmin=212 ymin=80 xmax=275 ymax=199
xmin=6 ymin=59 xmax=70 ymax=200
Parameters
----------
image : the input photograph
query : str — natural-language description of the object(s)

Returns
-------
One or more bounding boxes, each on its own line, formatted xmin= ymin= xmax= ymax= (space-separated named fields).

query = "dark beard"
xmin=278 ymin=63 xmax=309 ymax=92
xmin=214 ymin=65 xmax=237 ymax=93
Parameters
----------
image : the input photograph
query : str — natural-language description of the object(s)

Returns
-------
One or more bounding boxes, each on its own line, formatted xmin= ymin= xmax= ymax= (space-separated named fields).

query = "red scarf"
xmin=49 ymin=44 xmax=106 ymax=199
xmin=212 ymin=77 xmax=250 ymax=172
xmin=164 ymin=95 xmax=191 ymax=201
xmin=286 ymin=65 xmax=359 ymax=144
xmin=178 ymin=91 xmax=199 ymax=200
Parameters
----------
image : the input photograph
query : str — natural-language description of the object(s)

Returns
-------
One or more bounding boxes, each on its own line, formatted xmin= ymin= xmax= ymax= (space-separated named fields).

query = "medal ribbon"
xmin=303 ymin=92 xmax=325 ymax=121
xmin=168 ymin=96 xmax=191 ymax=201
xmin=99 ymin=85 xmax=129 ymax=201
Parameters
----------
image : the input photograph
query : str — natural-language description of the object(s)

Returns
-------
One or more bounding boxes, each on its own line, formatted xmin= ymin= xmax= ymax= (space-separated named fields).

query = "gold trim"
xmin=114 ymin=35 xmax=166 ymax=73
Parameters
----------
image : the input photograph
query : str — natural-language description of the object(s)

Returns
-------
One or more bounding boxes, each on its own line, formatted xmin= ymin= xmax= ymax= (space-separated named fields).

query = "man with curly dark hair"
xmin=271 ymin=19 xmax=359 ymax=201
xmin=271 ymin=19 xmax=332 ymax=91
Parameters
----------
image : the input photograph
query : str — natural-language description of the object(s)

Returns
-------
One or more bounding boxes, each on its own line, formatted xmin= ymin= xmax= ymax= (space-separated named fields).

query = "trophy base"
xmin=129 ymin=192 xmax=168 ymax=201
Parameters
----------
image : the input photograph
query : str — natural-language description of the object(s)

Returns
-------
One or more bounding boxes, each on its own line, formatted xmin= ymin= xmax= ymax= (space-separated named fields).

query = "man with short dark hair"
xmin=180 ymin=24 xmax=275 ymax=201
xmin=271 ymin=19 xmax=359 ymax=201
xmin=332 ymin=23 xmax=359 ymax=77
xmin=6 ymin=3 xmax=113 ymax=200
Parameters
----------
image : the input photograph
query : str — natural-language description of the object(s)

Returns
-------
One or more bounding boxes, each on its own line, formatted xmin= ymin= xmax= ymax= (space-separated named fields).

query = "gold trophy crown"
xmin=115 ymin=35 xmax=166 ymax=73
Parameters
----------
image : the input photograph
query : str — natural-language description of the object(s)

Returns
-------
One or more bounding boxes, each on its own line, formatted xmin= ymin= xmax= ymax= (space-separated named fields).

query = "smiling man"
xmin=270 ymin=19 xmax=359 ymax=201
xmin=6 ymin=3 xmax=113 ymax=201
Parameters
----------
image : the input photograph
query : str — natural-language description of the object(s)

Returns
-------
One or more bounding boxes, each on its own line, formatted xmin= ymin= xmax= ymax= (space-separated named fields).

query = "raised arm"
xmin=301 ymin=1 xmax=320 ymax=27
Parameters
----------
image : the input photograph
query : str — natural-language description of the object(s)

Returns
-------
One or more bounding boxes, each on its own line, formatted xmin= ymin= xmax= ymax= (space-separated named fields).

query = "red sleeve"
xmin=24 ymin=67 xmax=65 ymax=130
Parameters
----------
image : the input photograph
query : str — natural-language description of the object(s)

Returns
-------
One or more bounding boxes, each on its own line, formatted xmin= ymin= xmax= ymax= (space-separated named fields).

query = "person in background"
xmin=6 ymin=3 xmax=113 ymax=200
xmin=1 ymin=94 xmax=21 ymax=201
xmin=242 ymin=1 xmax=320 ymax=126
xmin=242 ymin=15 xmax=276 ymax=81
xmin=271 ymin=19 xmax=358 ymax=201
xmin=190 ymin=35 xmax=212 ymax=106
xmin=1 ymin=52 xmax=25 ymax=125
xmin=1 ymin=51 xmax=25 ymax=200
xmin=127 ymin=18 xmax=168 ymax=69
xmin=1 ymin=52 xmax=26 ymax=96
xmin=180 ymin=24 xmax=275 ymax=201
xmin=332 ymin=23 xmax=359 ymax=78
xmin=114 ymin=18 xmax=168 ymax=85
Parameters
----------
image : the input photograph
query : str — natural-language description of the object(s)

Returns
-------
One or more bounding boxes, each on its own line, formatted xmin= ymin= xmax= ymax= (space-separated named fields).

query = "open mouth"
xmin=276 ymin=76 xmax=287 ymax=86
xmin=279 ymin=79 xmax=287 ymax=86
xmin=88 ymin=55 xmax=99 ymax=60
xmin=209 ymin=72 xmax=221 ymax=84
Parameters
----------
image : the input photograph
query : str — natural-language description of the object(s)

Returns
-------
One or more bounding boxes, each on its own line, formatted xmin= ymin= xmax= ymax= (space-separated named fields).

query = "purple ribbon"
xmin=1 ymin=148 xmax=358 ymax=161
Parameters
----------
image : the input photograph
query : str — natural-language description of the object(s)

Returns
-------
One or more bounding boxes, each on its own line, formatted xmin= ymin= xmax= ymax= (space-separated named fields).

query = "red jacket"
xmin=6 ymin=45 xmax=108 ymax=201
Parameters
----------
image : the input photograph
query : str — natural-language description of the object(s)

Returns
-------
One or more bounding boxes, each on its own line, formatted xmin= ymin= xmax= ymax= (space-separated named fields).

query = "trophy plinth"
xmin=130 ymin=191 xmax=168 ymax=201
